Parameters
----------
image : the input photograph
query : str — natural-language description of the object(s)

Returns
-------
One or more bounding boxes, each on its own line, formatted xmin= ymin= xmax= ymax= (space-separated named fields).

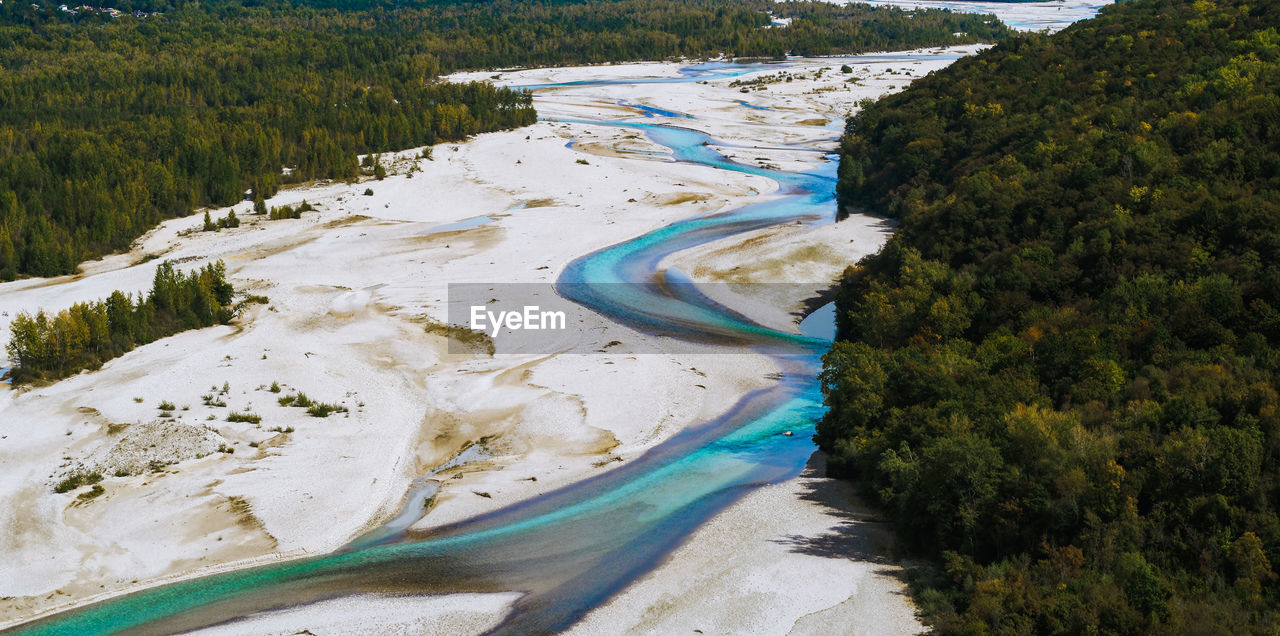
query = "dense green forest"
xmin=819 ymin=0 xmax=1280 ymax=631
xmin=0 ymin=0 xmax=1004 ymax=281
xmin=6 ymin=261 xmax=235 ymax=382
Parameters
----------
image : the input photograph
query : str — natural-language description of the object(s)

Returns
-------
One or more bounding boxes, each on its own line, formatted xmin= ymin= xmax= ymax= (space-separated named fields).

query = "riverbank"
xmin=568 ymin=453 xmax=922 ymax=635
xmin=181 ymin=455 xmax=922 ymax=636
xmin=2 ymin=47 xmax=971 ymax=629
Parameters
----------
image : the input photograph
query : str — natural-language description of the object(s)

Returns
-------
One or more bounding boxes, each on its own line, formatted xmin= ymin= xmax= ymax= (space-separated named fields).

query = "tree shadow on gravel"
xmin=769 ymin=451 xmax=910 ymax=584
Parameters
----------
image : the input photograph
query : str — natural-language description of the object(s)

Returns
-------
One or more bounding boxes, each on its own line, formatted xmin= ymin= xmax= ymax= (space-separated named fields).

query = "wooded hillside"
xmin=820 ymin=0 xmax=1279 ymax=631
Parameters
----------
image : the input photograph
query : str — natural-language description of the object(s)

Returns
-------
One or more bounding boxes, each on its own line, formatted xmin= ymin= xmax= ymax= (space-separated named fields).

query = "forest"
xmin=6 ymin=261 xmax=236 ymax=382
xmin=0 ymin=0 xmax=1005 ymax=281
xmin=819 ymin=0 xmax=1280 ymax=631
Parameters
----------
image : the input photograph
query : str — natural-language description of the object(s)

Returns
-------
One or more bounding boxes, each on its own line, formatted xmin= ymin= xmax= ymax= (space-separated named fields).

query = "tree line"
xmin=0 ymin=0 xmax=1006 ymax=280
xmin=820 ymin=0 xmax=1279 ymax=632
xmin=6 ymin=261 xmax=235 ymax=382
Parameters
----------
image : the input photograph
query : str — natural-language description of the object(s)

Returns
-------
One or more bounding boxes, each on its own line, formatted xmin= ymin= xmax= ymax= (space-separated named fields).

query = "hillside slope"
xmin=819 ymin=0 xmax=1279 ymax=631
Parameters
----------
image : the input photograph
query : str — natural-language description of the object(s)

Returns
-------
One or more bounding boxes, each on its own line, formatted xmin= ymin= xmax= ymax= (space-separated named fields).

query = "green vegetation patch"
xmin=76 ymin=484 xmax=106 ymax=501
xmin=6 ymin=261 xmax=234 ymax=383
xmin=54 ymin=471 xmax=103 ymax=494
xmin=278 ymin=391 xmax=348 ymax=418
xmin=226 ymin=411 xmax=262 ymax=424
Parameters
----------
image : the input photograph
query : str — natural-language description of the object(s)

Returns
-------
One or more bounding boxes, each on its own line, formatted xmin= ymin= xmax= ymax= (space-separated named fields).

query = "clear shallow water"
xmin=419 ymin=214 xmax=495 ymax=235
xmin=345 ymin=443 xmax=494 ymax=550
xmin=555 ymin=120 xmax=837 ymax=347
xmin=618 ymin=99 xmax=694 ymax=119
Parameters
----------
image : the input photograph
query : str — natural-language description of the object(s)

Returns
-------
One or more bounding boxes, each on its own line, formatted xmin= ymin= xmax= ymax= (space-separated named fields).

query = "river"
xmin=10 ymin=10 xmax=1106 ymax=633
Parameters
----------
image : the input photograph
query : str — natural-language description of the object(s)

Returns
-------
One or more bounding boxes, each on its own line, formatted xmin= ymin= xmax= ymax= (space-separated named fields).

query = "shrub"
xmin=218 ymin=210 xmax=240 ymax=229
xmin=269 ymin=205 xmax=301 ymax=220
xmin=306 ymin=402 xmax=348 ymax=418
xmin=279 ymin=390 xmax=345 ymax=417
xmin=77 ymin=484 xmax=106 ymax=501
xmin=54 ymin=471 xmax=103 ymax=494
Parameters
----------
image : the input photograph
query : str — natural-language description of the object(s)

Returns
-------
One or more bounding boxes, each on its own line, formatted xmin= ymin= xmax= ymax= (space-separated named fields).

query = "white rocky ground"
xmin=0 ymin=46 xmax=983 ymax=631
xmin=567 ymin=455 xmax=920 ymax=636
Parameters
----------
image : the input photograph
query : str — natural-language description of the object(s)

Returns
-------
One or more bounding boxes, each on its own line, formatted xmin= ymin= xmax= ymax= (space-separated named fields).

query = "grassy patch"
xmin=54 ymin=471 xmax=103 ymax=494
xmin=305 ymin=402 xmax=348 ymax=418
xmin=278 ymin=390 xmax=347 ymax=418
xmin=227 ymin=411 xmax=262 ymax=424
xmin=76 ymin=484 xmax=106 ymax=501
xmin=235 ymin=294 xmax=271 ymax=313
